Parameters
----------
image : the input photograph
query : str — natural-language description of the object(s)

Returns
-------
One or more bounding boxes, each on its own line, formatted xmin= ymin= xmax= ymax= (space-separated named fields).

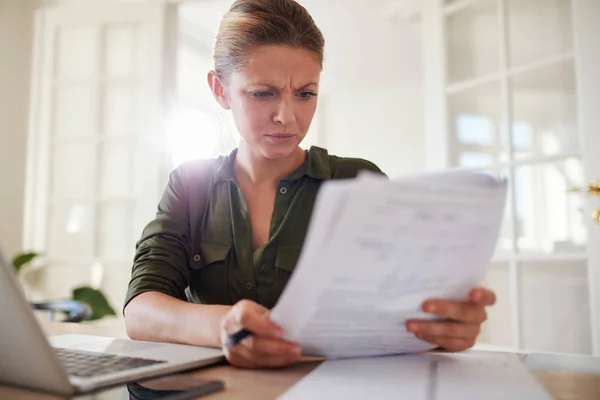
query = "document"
xmin=277 ymin=351 xmax=552 ymax=400
xmin=270 ymin=171 xmax=508 ymax=358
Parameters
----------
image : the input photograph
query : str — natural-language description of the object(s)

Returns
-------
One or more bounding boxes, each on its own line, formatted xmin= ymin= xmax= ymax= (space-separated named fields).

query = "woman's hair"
xmin=214 ymin=0 xmax=325 ymax=83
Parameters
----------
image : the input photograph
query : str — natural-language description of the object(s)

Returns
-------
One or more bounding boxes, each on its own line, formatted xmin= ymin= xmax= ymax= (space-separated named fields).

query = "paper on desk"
xmin=277 ymin=351 xmax=553 ymax=400
xmin=270 ymin=171 xmax=507 ymax=358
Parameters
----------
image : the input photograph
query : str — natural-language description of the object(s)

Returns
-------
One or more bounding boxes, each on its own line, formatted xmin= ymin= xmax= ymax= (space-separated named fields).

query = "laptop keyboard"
xmin=55 ymin=347 xmax=167 ymax=378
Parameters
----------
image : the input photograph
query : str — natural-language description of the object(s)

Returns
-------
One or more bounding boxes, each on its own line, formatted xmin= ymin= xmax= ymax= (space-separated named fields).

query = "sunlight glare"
xmin=167 ymin=109 xmax=220 ymax=167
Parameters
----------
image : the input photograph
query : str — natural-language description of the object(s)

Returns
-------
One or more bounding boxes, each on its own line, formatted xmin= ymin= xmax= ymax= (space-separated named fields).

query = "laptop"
xmin=0 ymin=247 xmax=225 ymax=395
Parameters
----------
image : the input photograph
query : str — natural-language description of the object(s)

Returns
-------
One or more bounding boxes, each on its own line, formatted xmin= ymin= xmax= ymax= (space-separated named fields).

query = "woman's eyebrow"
xmin=296 ymin=82 xmax=318 ymax=90
xmin=248 ymin=82 xmax=318 ymax=90
xmin=248 ymin=82 xmax=280 ymax=90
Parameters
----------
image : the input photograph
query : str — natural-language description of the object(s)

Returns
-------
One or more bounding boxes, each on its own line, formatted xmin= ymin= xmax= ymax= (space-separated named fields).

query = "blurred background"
xmin=1 ymin=0 xmax=599 ymax=356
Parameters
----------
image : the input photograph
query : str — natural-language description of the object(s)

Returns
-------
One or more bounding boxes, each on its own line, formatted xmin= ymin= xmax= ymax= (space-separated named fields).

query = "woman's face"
xmin=210 ymin=45 xmax=321 ymax=160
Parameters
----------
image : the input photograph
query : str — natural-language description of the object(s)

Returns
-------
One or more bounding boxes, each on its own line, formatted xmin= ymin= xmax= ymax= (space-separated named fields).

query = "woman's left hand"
xmin=405 ymin=287 xmax=496 ymax=352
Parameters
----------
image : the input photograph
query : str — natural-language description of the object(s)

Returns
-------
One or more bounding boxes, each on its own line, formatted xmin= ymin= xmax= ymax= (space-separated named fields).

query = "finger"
xmin=415 ymin=333 xmax=475 ymax=352
xmin=224 ymin=350 xmax=260 ymax=369
xmin=421 ymin=300 xmax=487 ymax=323
xmin=406 ymin=320 xmax=480 ymax=340
xmin=469 ymin=287 xmax=496 ymax=306
xmin=242 ymin=336 xmax=302 ymax=358
xmin=232 ymin=342 xmax=301 ymax=368
xmin=227 ymin=300 xmax=283 ymax=339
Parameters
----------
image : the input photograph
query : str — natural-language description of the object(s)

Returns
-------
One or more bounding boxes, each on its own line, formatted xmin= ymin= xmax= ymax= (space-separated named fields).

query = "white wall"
xmin=306 ymin=0 xmax=426 ymax=176
xmin=0 ymin=0 xmax=35 ymax=258
xmin=316 ymin=86 xmax=425 ymax=177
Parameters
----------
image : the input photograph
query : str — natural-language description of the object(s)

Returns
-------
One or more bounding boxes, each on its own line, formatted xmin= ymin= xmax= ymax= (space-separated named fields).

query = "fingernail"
xmin=473 ymin=291 xmax=482 ymax=301
xmin=425 ymin=303 xmax=436 ymax=313
xmin=407 ymin=322 xmax=418 ymax=332
xmin=286 ymin=344 xmax=301 ymax=355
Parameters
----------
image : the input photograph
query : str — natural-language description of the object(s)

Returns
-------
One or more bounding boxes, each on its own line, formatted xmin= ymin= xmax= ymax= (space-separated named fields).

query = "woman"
xmin=124 ymin=0 xmax=496 ymax=369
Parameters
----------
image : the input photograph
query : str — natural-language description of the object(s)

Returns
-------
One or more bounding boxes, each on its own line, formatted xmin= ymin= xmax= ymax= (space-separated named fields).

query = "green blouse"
xmin=124 ymin=146 xmax=384 ymax=311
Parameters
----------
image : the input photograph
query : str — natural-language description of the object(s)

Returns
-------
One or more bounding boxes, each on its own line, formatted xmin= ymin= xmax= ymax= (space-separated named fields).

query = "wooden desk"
xmin=1 ymin=321 xmax=599 ymax=400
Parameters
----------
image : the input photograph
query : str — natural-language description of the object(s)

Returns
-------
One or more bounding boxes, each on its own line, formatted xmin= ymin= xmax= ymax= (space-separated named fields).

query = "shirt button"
xmin=279 ymin=187 xmax=288 ymax=195
xmin=193 ymin=255 xmax=201 ymax=262
xmin=245 ymin=282 xmax=253 ymax=290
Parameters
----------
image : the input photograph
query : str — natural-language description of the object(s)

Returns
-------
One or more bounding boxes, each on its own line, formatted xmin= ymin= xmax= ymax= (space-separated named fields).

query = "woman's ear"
xmin=207 ymin=70 xmax=230 ymax=110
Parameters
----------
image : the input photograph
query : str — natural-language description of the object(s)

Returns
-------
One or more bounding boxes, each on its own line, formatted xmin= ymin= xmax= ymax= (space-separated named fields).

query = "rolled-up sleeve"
xmin=124 ymin=166 xmax=192 ymax=310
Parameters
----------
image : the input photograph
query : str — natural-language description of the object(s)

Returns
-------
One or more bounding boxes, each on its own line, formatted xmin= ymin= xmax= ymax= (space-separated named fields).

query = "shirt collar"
xmin=214 ymin=148 xmax=237 ymax=182
xmin=304 ymin=146 xmax=331 ymax=180
xmin=214 ymin=146 xmax=332 ymax=182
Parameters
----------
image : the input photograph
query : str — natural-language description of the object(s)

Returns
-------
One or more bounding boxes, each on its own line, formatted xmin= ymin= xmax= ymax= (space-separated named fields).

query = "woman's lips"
xmin=265 ymin=133 xmax=296 ymax=142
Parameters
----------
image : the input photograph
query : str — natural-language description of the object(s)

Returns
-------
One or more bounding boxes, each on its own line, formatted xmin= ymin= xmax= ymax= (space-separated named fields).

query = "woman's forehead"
xmin=237 ymin=45 xmax=321 ymax=83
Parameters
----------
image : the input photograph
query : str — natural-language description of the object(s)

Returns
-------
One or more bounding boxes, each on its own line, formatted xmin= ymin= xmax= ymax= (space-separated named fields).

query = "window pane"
xmin=513 ymin=158 xmax=587 ymax=254
xmin=99 ymin=142 xmax=133 ymax=198
xmin=446 ymin=0 xmax=500 ymax=82
xmin=448 ymin=82 xmax=503 ymax=167
xmin=98 ymin=204 xmax=134 ymax=261
xmin=104 ymin=24 xmax=138 ymax=78
xmin=479 ymin=262 xmax=514 ymax=347
xmin=507 ymin=0 xmax=573 ymax=67
xmin=497 ymin=170 xmax=513 ymax=254
xmin=51 ymin=143 xmax=96 ymax=198
xmin=103 ymin=83 xmax=138 ymax=135
xmin=56 ymin=26 xmax=99 ymax=79
xmin=54 ymin=85 xmax=97 ymax=137
xmin=520 ymin=260 xmax=591 ymax=354
xmin=510 ymin=62 xmax=578 ymax=159
xmin=176 ymin=40 xmax=213 ymax=104
xmin=458 ymin=152 xmax=494 ymax=168
xmin=47 ymin=204 xmax=94 ymax=260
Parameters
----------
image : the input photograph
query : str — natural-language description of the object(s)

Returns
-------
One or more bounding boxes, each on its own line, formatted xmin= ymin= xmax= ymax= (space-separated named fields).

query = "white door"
xmin=24 ymin=2 xmax=168 ymax=309
xmin=422 ymin=0 xmax=600 ymax=355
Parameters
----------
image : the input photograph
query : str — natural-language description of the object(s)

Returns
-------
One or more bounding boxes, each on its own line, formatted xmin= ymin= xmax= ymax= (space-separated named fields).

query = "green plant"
xmin=11 ymin=251 xmax=117 ymax=321
xmin=12 ymin=252 xmax=39 ymax=274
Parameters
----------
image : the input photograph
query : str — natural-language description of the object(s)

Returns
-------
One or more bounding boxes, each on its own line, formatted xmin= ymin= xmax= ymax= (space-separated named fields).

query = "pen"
xmin=224 ymin=328 xmax=252 ymax=349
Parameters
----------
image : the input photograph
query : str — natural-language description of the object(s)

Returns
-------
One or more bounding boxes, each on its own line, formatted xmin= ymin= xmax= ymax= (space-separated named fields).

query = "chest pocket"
xmin=273 ymin=245 xmax=302 ymax=293
xmin=189 ymin=242 xmax=231 ymax=304
xmin=198 ymin=242 xmax=231 ymax=269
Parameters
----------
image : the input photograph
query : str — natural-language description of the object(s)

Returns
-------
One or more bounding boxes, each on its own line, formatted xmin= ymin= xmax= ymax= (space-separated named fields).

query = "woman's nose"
xmin=274 ymin=98 xmax=296 ymax=126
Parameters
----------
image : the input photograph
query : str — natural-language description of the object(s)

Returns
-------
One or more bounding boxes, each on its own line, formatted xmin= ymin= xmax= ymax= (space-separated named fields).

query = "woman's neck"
xmin=234 ymin=143 xmax=305 ymax=186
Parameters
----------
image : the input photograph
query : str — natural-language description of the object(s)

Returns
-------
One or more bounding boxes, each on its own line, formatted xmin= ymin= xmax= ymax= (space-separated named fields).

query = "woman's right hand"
xmin=220 ymin=299 xmax=302 ymax=368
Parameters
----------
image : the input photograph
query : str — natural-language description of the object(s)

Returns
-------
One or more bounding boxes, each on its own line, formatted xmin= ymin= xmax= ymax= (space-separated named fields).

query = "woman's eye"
xmin=298 ymin=91 xmax=317 ymax=99
xmin=251 ymin=92 xmax=273 ymax=99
